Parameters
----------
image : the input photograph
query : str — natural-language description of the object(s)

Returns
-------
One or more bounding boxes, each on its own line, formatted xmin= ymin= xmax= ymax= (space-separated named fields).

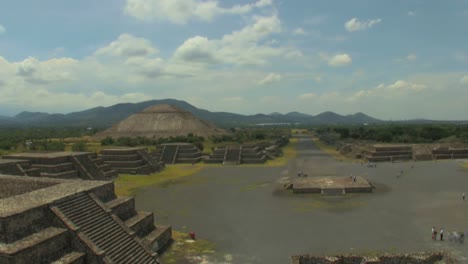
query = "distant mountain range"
xmin=1 ymin=98 xmax=456 ymax=128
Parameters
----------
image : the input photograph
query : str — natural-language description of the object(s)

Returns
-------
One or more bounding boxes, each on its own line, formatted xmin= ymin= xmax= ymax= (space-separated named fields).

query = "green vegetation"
xmin=316 ymin=124 xmax=468 ymax=143
xmin=71 ymin=141 xmax=88 ymax=152
xmin=114 ymin=164 xmax=205 ymax=196
xmin=263 ymin=137 xmax=297 ymax=166
xmin=101 ymin=134 xmax=205 ymax=151
xmin=161 ymin=230 xmax=216 ymax=264
xmin=0 ymin=127 xmax=95 ymax=151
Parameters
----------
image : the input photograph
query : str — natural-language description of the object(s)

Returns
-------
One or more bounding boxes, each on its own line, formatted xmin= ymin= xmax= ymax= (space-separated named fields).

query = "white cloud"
xmin=320 ymin=53 xmax=352 ymax=67
xmin=173 ymin=36 xmax=217 ymax=64
xmin=258 ymin=73 xmax=282 ymax=85
xmin=94 ymin=34 xmax=158 ymax=58
xmin=408 ymin=11 xmax=415 ymax=16
xmin=344 ymin=17 xmax=382 ymax=32
xmin=386 ymin=80 xmax=426 ymax=91
xmin=220 ymin=96 xmax=246 ymax=103
xmin=14 ymin=56 xmax=79 ymax=84
xmin=124 ymin=0 xmax=273 ymax=24
xmin=0 ymin=24 xmax=5 ymax=35
xmin=348 ymin=80 xmax=427 ymax=101
xmin=406 ymin=53 xmax=417 ymax=61
xmin=461 ymin=75 xmax=468 ymax=84
xmin=292 ymin=27 xmax=307 ymax=36
xmin=173 ymin=15 xmax=288 ymax=66
xmin=298 ymin=93 xmax=317 ymax=100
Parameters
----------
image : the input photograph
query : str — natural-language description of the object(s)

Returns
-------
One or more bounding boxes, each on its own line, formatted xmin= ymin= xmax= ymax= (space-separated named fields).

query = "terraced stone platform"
xmin=289 ymin=176 xmax=373 ymax=194
xmin=364 ymin=144 xmax=413 ymax=162
xmin=100 ymin=147 xmax=163 ymax=175
xmin=2 ymin=152 xmax=117 ymax=180
xmin=0 ymin=174 xmax=172 ymax=263
xmin=152 ymin=143 xmax=202 ymax=164
xmin=205 ymin=144 xmax=268 ymax=164
xmin=0 ymin=158 xmax=40 ymax=177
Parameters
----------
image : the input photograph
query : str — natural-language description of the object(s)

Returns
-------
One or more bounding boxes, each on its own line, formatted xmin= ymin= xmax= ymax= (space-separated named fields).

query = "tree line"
xmin=316 ymin=124 xmax=468 ymax=143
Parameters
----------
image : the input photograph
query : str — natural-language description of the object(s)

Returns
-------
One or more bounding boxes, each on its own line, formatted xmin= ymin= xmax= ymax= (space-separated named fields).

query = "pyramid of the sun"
xmin=95 ymin=104 xmax=225 ymax=139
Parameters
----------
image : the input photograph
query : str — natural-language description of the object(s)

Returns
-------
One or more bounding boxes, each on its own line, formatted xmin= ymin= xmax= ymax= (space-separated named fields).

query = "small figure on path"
xmin=353 ymin=176 xmax=356 ymax=182
xmin=432 ymin=227 xmax=437 ymax=240
xmin=440 ymin=228 xmax=444 ymax=241
xmin=463 ymin=192 xmax=465 ymax=201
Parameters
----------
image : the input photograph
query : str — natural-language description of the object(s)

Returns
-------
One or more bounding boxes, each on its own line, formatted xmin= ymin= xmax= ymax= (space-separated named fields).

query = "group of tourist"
xmin=432 ymin=227 xmax=444 ymax=241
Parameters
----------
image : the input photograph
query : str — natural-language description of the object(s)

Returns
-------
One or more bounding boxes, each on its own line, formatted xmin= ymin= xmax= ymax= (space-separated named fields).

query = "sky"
xmin=0 ymin=0 xmax=467 ymax=120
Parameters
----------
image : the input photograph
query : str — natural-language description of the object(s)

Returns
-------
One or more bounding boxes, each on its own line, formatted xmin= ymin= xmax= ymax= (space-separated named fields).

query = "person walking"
xmin=463 ymin=192 xmax=465 ymax=201
xmin=432 ymin=227 xmax=437 ymax=240
xmin=440 ymin=228 xmax=444 ymax=241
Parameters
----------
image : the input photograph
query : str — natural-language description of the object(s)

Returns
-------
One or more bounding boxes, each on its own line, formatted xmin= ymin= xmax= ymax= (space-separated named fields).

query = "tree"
xmin=72 ymin=141 xmax=88 ymax=152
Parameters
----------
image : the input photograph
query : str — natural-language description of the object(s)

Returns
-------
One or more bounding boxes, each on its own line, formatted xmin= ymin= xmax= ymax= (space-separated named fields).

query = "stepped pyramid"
xmin=95 ymin=104 xmax=225 ymax=139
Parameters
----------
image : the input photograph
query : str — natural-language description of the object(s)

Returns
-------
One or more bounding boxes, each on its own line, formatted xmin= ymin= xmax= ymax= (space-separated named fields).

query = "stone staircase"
xmin=53 ymin=192 xmax=158 ymax=264
xmin=223 ymin=146 xmax=241 ymax=165
xmin=159 ymin=145 xmax=178 ymax=164
xmin=105 ymin=196 xmax=172 ymax=253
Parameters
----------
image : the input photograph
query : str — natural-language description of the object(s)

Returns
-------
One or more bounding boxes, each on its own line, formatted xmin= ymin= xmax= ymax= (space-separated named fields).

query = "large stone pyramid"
xmin=95 ymin=104 xmax=225 ymax=139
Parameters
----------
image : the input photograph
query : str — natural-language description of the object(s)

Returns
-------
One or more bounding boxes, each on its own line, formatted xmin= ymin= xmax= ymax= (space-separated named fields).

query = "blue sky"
xmin=0 ymin=0 xmax=467 ymax=120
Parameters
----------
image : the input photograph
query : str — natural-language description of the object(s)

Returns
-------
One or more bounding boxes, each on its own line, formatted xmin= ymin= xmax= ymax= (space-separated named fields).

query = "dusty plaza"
xmin=135 ymin=135 xmax=468 ymax=263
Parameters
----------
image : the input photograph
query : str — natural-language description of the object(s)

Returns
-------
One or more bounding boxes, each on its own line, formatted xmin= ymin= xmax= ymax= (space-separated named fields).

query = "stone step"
xmin=100 ymin=154 xmax=141 ymax=161
xmin=105 ymin=196 xmax=136 ymax=221
xmin=1 ymin=227 xmax=69 ymax=263
xmin=41 ymin=170 xmax=79 ymax=179
xmin=51 ymin=251 xmax=85 ymax=264
xmin=104 ymin=160 xmax=145 ymax=168
xmin=125 ymin=211 xmax=154 ymax=237
xmin=141 ymin=225 xmax=172 ymax=252
xmin=98 ymin=163 xmax=112 ymax=170
xmin=100 ymin=149 xmax=144 ymax=155
xmin=104 ymin=169 xmax=118 ymax=178
xmin=54 ymin=193 xmax=156 ymax=264
xmin=55 ymin=196 xmax=95 ymax=213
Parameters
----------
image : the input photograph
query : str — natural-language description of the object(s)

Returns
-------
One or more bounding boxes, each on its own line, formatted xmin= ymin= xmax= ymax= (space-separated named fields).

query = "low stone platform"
xmin=291 ymin=252 xmax=449 ymax=264
xmin=290 ymin=176 xmax=373 ymax=194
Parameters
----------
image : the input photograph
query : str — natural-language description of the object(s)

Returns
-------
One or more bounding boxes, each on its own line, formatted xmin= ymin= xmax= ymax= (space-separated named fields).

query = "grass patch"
xmin=462 ymin=162 xmax=468 ymax=169
xmin=114 ymin=164 xmax=206 ymax=196
xmin=311 ymin=137 xmax=356 ymax=162
xmin=263 ymin=138 xmax=298 ymax=167
xmin=161 ymin=230 xmax=216 ymax=264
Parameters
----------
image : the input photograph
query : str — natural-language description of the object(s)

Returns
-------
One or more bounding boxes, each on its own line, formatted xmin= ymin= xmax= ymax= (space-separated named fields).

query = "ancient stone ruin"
xmin=0 ymin=174 xmax=171 ymax=263
xmin=432 ymin=146 xmax=468 ymax=160
xmin=363 ymin=144 xmax=413 ymax=162
xmin=99 ymin=147 xmax=163 ymax=175
xmin=1 ymin=152 xmax=117 ymax=180
xmin=291 ymin=252 xmax=452 ymax=264
xmin=94 ymin=104 xmax=226 ymax=139
xmin=206 ymin=145 xmax=268 ymax=165
xmin=151 ymin=143 xmax=202 ymax=164
xmin=285 ymin=176 xmax=373 ymax=195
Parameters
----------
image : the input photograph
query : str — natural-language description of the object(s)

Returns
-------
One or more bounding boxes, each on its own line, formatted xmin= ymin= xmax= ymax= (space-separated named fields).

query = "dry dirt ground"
xmin=135 ymin=134 xmax=468 ymax=264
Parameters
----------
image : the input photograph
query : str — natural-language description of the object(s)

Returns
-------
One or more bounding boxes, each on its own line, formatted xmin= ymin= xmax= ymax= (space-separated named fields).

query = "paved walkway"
xmin=136 ymin=135 xmax=468 ymax=263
